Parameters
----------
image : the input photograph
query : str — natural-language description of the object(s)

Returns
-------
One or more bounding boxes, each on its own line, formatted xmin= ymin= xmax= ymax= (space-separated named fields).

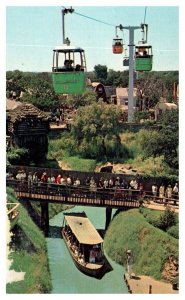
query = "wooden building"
xmin=6 ymin=102 xmax=50 ymax=162
xmin=90 ymin=82 xmax=116 ymax=103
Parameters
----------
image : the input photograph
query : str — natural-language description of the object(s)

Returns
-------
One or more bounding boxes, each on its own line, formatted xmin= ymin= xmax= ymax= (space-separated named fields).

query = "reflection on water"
xmin=46 ymin=205 xmax=128 ymax=294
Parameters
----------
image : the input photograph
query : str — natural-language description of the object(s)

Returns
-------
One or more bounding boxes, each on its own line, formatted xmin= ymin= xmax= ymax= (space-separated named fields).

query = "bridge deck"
xmin=7 ymin=179 xmax=179 ymax=209
xmin=15 ymin=191 xmax=140 ymax=208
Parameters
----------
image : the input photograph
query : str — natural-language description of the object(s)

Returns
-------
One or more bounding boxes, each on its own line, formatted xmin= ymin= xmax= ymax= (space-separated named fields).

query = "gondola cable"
xmin=143 ymin=6 xmax=147 ymax=24
xmin=61 ymin=6 xmax=115 ymax=27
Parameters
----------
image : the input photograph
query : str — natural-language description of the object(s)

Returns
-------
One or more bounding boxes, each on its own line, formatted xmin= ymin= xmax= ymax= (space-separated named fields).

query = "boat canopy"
xmin=64 ymin=213 xmax=103 ymax=245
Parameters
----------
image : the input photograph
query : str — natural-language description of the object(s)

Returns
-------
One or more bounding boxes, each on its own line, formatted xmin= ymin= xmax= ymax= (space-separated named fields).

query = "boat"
xmin=61 ymin=211 xmax=112 ymax=279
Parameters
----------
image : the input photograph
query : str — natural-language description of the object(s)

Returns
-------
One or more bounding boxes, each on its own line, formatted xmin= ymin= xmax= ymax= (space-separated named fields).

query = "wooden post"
xmin=149 ymin=284 xmax=152 ymax=294
xmin=40 ymin=202 xmax=49 ymax=236
xmin=105 ymin=207 xmax=112 ymax=230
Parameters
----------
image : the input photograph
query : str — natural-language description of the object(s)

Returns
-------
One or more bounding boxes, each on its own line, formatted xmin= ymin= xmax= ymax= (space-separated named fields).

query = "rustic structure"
xmin=6 ymin=102 xmax=50 ymax=162
xmin=88 ymin=82 xmax=116 ymax=104
xmin=154 ymin=100 xmax=177 ymax=121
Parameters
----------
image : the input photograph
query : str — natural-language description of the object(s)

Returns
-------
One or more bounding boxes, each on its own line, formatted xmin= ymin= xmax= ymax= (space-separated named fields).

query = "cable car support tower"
xmin=117 ymin=23 xmax=148 ymax=122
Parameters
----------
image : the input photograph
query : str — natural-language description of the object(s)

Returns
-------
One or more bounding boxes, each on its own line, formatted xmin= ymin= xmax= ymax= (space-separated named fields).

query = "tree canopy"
xmin=70 ymin=101 xmax=123 ymax=159
xmin=139 ymin=109 xmax=178 ymax=170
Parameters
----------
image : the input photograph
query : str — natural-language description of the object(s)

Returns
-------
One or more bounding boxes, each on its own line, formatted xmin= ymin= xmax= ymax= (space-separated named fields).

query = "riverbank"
xmin=124 ymin=273 xmax=178 ymax=294
xmin=104 ymin=208 xmax=178 ymax=287
xmin=6 ymin=188 xmax=52 ymax=294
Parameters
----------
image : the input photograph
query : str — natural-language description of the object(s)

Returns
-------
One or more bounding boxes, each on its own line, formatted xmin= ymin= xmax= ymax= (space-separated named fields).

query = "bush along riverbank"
xmin=6 ymin=188 xmax=52 ymax=294
xmin=104 ymin=208 xmax=178 ymax=284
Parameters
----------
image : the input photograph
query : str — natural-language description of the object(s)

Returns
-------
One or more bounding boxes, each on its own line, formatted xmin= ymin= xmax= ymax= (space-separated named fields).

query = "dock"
xmin=124 ymin=273 xmax=178 ymax=294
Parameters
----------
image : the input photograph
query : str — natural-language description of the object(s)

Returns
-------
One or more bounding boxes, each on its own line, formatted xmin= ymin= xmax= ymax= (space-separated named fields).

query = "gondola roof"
xmin=53 ymin=45 xmax=84 ymax=52
xmin=63 ymin=212 xmax=103 ymax=245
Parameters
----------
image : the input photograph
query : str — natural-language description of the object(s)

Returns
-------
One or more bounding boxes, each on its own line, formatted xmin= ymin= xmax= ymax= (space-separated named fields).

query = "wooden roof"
xmin=6 ymin=99 xmax=22 ymax=110
xmin=64 ymin=212 xmax=103 ymax=245
xmin=7 ymin=103 xmax=49 ymax=123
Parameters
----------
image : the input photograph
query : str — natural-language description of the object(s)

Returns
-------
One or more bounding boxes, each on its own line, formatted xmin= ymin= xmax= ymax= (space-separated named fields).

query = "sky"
xmin=1 ymin=1 xmax=185 ymax=299
xmin=6 ymin=5 xmax=179 ymax=72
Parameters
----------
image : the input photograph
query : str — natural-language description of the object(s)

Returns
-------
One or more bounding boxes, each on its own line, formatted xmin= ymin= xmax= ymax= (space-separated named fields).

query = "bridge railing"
xmin=7 ymin=179 xmax=141 ymax=203
xmin=7 ymin=179 xmax=179 ymax=207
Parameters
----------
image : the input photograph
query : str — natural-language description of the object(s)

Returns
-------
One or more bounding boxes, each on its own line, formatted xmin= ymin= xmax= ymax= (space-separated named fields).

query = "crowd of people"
xmin=6 ymin=169 xmax=179 ymax=203
xmin=151 ymin=182 xmax=179 ymax=203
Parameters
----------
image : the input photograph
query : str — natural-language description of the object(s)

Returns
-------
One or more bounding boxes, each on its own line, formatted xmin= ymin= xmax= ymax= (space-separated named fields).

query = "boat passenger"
xmin=74 ymin=248 xmax=78 ymax=258
xmin=78 ymin=254 xmax=85 ymax=265
xmin=89 ymin=249 xmax=96 ymax=263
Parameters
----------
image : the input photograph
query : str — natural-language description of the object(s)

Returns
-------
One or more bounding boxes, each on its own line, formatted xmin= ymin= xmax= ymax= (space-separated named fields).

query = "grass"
xmin=6 ymin=188 xmax=52 ymax=293
xmin=47 ymin=129 xmax=176 ymax=176
xmin=6 ymin=251 xmax=51 ymax=294
xmin=61 ymin=156 xmax=97 ymax=171
xmin=104 ymin=208 xmax=178 ymax=280
xmin=47 ymin=134 xmax=97 ymax=172
xmin=119 ymin=131 xmax=174 ymax=176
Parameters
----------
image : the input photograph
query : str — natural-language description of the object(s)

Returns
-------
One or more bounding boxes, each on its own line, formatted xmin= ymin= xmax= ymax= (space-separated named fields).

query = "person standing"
xmin=126 ymin=249 xmax=133 ymax=279
xmin=27 ymin=172 xmax=33 ymax=191
xmin=173 ymin=183 xmax=178 ymax=199
xmin=130 ymin=178 xmax=138 ymax=190
xmin=159 ymin=184 xmax=165 ymax=203
xmin=166 ymin=184 xmax=172 ymax=199
xmin=152 ymin=183 xmax=158 ymax=201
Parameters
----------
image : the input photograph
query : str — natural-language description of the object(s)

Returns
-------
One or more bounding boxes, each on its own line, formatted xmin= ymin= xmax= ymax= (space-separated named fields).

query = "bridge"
xmin=7 ymin=167 xmax=179 ymax=236
xmin=7 ymin=179 xmax=141 ymax=235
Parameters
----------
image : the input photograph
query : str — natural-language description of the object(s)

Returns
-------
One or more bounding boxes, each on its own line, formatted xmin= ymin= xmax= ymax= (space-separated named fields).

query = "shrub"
xmin=167 ymin=225 xmax=179 ymax=239
xmin=159 ymin=207 xmax=177 ymax=231
xmin=7 ymin=147 xmax=30 ymax=165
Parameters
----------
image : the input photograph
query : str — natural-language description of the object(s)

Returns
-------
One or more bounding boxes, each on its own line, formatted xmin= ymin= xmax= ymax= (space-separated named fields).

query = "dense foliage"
xmin=104 ymin=209 xmax=178 ymax=280
xmin=6 ymin=70 xmax=60 ymax=111
xmin=138 ymin=109 xmax=178 ymax=169
xmin=6 ymin=188 xmax=52 ymax=293
xmin=140 ymin=207 xmax=178 ymax=236
xmin=65 ymin=90 xmax=97 ymax=108
xmin=7 ymin=147 xmax=30 ymax=166
xmin=6 ymin=69 xmax=178 ymax=112
xmin=70 ymin=102 xmax=128 ymax=159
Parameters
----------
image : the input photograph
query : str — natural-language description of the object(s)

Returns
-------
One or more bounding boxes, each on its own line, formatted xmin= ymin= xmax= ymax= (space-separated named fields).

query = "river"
xmin=46 ymin=205 xmax=128 ymax=294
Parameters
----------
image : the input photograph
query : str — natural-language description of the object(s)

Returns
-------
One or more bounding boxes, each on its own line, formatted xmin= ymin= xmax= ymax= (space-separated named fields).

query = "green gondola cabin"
xmin=52 ymin=45 xmax=87 ymax=94
xmin=112 ymin=38 xmax=123 ymax=54
xmin=134 ymin=45 xmax=153 ymax=71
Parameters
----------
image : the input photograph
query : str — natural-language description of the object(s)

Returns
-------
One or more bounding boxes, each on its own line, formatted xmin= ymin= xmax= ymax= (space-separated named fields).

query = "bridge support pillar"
xmin=105 ymin=207 xmax=112 ymax=230
xmin=40 ymin=202 xmax=49 ymax=237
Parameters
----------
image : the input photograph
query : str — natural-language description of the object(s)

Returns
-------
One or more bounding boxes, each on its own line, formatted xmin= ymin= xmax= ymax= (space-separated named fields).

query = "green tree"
xmin=65 ymin=90 xmax=97 ymax=108
xmin=139 ymin=109 xmax=178 ymax=170
xmin=6 ymin=71 xmax=60 ymax=111
xmin=71 ymin=102 xmax=122 ymax=159
xmin=158 ymin=109 xmax=179 ymax=168
xmin=94 ymin=64 xmax=108 ymax=84
xmin=136 ymin=71 xmax=179 ymax=110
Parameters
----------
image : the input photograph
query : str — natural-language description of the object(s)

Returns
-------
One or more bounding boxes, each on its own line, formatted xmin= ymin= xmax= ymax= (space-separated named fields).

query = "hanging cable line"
xmin=143 ymin=6 xmax=147 ymax=24
xmin=62 ymin=6 xmax=115 ymax=27
xmin=74 ymin=11 xmax=115 ymax=27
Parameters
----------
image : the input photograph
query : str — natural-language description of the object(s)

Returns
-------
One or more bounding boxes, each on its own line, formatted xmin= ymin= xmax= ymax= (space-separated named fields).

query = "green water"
xmin=46 ymin=205 xmax=128 ymax=294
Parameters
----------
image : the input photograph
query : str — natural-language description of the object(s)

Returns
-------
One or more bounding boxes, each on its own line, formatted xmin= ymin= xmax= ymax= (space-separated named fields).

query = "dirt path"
xmin=144 ymin=201 xmax=179 ymax=213
xmin=124 ymin=273 xmax=178 ymax=294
